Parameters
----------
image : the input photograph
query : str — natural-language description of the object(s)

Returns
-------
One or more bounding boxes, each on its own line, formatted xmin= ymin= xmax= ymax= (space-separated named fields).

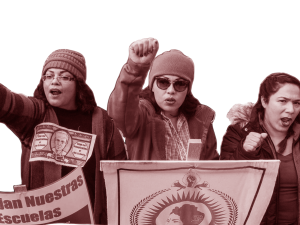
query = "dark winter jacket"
xmin=108 ymin=59 xmax=219 ymax=160
xmin=220 ymin=103 xmax=300 ymax=224
xmin=0 ymin=83 xmax=126 ymax=224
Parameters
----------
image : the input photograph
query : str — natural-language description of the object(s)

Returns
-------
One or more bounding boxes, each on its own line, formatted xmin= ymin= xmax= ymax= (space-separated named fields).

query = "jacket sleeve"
xmin=107 ymin=58 xmax=151 ymax=138
xmin=201 ymin=124 xmax=219 ymax=160
xmin=220 ymin=124 xmax=263 ymax=160
xmin=0 ymin=83 xmax=45 ymax=141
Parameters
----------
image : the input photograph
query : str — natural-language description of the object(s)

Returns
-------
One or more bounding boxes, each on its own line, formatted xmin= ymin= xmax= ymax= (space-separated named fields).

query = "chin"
xmin=163 ymin=105 xmax=179 ymax=112
xmin=277 ymin=125 xmax=290 ymax=133
xmin=47 ymin=99 xmax=58 ymax=106
xmin=48 ymin=100 xmax=63 ymax=108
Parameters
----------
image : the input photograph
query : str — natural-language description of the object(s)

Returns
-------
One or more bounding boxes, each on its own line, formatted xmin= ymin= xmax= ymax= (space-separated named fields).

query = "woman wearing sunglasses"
xmin=108 ymin=38 xmax=219 ymax=160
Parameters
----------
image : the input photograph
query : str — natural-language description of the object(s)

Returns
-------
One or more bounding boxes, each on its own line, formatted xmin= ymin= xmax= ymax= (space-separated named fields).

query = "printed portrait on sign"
xmin=165 ymin=204 xmax=205 ymax=225
xmin=50 ymin=130 xmax=72 ymax=156
xmin=30 ymin=123 xmax=96 ymax=167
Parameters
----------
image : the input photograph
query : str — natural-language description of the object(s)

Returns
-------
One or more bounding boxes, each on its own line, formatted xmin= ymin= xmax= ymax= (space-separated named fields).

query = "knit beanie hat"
xmin=42 ymin=49 xmax=87 ymax=81
xmin=148 ymin=49 xmax=194 ymax=92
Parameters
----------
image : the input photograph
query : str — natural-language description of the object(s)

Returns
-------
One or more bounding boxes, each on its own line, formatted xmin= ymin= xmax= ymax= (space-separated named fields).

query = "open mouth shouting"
xmin=281 ymin=117 xmax=292 ymax=127
xmin=50 ymin=88 xmax=62 ymax=96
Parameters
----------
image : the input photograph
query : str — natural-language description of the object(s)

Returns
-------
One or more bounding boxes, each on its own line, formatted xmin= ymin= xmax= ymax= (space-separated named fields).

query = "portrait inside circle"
xmin=51 ymin=130 xmax=71 ymax=156
xmin=165 ymin=204 xmax=205 ymax=225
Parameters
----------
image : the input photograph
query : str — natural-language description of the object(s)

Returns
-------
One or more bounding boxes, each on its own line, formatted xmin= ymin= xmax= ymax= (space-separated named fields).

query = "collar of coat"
xmin=227 ymin=102 xmax=300 ymax=140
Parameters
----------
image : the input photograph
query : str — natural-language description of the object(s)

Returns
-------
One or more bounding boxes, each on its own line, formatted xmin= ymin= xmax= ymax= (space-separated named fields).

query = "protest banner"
xmin=29 ymin=122 xmax=96 ymax=167
xmin=101 ymin=160 xmax=280 ymax=225
xmin=0 ymin=167 xmax=94 ymax=224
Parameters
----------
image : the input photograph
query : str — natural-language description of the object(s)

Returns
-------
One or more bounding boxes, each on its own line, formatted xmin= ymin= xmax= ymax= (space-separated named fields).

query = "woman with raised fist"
xmin=0 ymin=49 xmax=126 ymax=224
xmin=220 ymin=73 xmax=300 ymax=224
xmin=108 ymin=38 xmax=219 ymax=161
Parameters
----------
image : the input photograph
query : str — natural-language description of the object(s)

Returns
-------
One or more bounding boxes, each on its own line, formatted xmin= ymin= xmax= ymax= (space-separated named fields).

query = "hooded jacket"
xmin=220 ymin=102 xmax=300 ymax=224
xmin=0 ymin=83 xmax=126 ymax=225
xmin=108 ymin=59 xmax=219 ymax=160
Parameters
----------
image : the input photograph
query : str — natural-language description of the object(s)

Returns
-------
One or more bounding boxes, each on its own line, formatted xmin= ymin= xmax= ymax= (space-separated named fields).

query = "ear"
xmin=261 ymin=96 xmax=267 ymax=108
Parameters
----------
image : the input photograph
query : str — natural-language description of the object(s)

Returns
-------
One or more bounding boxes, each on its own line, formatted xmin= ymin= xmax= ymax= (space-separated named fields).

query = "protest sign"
xmin=0 ymin=167 xmax=94 ymax=224
xmin=30 ymin=122 xmax=96 ymax=167
xmin=101 ymin=160 xmax=280 ymax=225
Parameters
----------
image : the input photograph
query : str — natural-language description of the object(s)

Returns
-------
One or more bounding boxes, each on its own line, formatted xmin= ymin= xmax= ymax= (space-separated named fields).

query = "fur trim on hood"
xmin=227 ymin=102 xmax=300 ymax=140
xmin=227 ymin=102 xmax=254 ymax=128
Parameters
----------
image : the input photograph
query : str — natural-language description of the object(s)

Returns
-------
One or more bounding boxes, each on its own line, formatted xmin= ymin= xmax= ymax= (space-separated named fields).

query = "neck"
xmin=164 ymin=111 xmax=179 ymax=119
xmin=52 ymin=105 xmax=78 ymax=111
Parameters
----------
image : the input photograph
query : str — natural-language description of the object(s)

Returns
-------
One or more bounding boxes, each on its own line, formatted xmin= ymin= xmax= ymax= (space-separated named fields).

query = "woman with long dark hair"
xmin=0 ymin=49 xmax=126 ymax=224
xmin=220 ymin=72 xmax=300 ymax=224
xmin=108 ymin=38 xmax=219 ymax=160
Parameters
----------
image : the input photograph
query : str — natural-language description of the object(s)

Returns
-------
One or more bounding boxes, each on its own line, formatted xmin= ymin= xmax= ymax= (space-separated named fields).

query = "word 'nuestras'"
xmin=0 ymin=175 xmax=83 ymax=210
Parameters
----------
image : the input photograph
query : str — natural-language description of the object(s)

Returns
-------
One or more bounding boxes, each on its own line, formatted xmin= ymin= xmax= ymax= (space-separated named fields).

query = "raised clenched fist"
xmin=129 ymin=38 xmax=159 ymax=65
xmin=243 ymin=132 xmax=268 ymax=152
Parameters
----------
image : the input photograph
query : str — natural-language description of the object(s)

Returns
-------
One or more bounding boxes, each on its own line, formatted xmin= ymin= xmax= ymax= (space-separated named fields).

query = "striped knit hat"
xmin=149 ymin=49 xmax=194 ymax=93
xmin=42 ymin=49 xmax=86 ymax=81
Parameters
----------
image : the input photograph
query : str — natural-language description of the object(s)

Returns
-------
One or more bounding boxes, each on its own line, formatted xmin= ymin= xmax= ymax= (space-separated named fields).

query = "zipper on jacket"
xmin=260 ymin=124 xmax=280 ymax=224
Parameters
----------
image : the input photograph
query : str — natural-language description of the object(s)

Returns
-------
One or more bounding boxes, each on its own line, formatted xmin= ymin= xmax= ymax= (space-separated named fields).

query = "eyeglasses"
xmin=42 ymin=74 xmax=75 ymax=82
xmin=155 ymin=77 xmax=189 ymax=92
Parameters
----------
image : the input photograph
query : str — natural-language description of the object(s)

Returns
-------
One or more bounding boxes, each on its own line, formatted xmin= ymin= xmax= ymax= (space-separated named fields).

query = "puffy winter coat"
xmin=220 ymin=103 xmax=300 ymax=224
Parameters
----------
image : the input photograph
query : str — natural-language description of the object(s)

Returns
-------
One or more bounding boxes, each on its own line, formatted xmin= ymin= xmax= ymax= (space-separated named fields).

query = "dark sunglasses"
xmin=155 ymin=77 xmax=189 ymax=92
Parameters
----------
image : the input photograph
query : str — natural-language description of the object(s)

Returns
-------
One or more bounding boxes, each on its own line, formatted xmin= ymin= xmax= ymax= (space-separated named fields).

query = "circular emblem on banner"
xmin=34 ymin=133 xmax=48 ymax=150
xmin=130 ymin=170 xmax=238 ymax=225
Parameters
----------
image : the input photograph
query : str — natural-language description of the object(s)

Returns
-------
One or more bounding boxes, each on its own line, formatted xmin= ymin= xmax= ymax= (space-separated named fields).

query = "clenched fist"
xmin=243 ymin=132 xmax=268 ymax=152
xmin=129 ymin=38 xmax=159 ymax=65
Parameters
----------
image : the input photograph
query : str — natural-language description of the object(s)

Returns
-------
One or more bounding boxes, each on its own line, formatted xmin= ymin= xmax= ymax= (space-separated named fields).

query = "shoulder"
xmin=194 ymin=104 xmax=215 ymax=123
xmin=93 ymin=106 xmax=109 ymax=118
xmin=94 ymin=106 xmax=105 ymax=113
xmin=227 ymin=102 xmax=254 ymax=128
xmin=223 ymin=102 xmax=262 ymax=140
xmin=92 ymin=106 xmax=116 ymax=137
xmin=92 ymin=105 xmax=112 ymax=123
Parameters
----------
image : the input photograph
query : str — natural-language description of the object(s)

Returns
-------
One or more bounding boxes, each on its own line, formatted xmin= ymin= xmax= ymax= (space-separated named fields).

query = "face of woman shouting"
xmin=43 ymin=68 xmax=77 ymax=110
xmin=262 ymin=83 xmax=300 ymax=135
xmin=152 ymin=75 xmax=189 ymax=118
